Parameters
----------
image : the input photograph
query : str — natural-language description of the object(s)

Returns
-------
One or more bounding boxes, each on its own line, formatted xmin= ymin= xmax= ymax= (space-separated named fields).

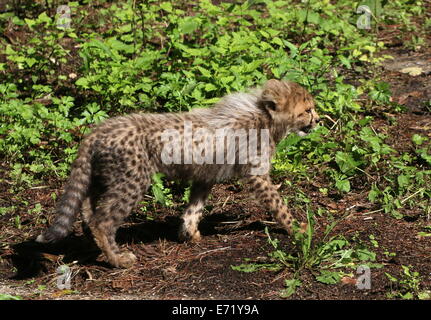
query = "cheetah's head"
xmin=260 ymin=79 xmax=320 ymax=138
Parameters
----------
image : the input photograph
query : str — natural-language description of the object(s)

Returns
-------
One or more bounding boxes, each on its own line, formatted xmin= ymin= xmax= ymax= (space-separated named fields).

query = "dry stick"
xmin=363 ymin=208 xmax=384 ymax=215
xmin=262 ymin=220 xmax=277 ymax=225
xmin=355 ymin=167 xmax=374 ymax=180
xmin=370 ymin=125 xmax=379 ymax=136
xmin=85 ymin=269 xmax=93 ymax=281
xmin=400 ymin=188 xmax=425 ymax=204
xmin=196 ymin=246 xmax=231 ymax=257
xmin=222 ymin=196 xmax=231 ymax=208
xmin=29 ymin=185 xmax=49 ymax=189
xmin=427 ymin=200 xmax=430 ymax=221
xmin=324 ymin=115 xmax=339 ymax=131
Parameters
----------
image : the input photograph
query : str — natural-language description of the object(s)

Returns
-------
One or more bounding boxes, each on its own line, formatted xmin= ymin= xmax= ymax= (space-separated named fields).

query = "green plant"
xmin=386 ymin=266 xmax=429 ymax=300
xmin=232 ymin=208 xmax=379 ymax=297
xmin=0 ymin=294 xmax=22 ymax=300
xmin=151 ymin=173 xmax=174 ymax=207
xmin=267 ymin=211 xmax=379 ymax=296
xmin=0 ymin=206 xmax=16 ymax=216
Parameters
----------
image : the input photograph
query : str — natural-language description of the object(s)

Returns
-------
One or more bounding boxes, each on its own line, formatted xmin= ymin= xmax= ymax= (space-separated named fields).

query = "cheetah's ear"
xmin=260 ymin=79 xmax=291 ymax=114
xmin=262 ymin=100 xmax=277 ymax=111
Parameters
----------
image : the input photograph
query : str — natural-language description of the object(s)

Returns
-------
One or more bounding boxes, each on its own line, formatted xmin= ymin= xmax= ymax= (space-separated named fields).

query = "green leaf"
xmin=385 ymin=272 xmax=398 ymax=282
xmin=316 ymin=270 xmax=341 ymax=284
xmin=179 ymin=17 xmax=200 ymax=34
xmin=107 ymin=39 xmax=134 ymax=53
xmin=281 ymin=278 xmax=302 ymax=298
xmin=355 ymin=248 xmax=376 ymax=261
xmin=150 ymin=173 xmax=172 ymax=207
xmin=84 ymin=39 xmax=117 ymax=61
xmin=151 ymin=182 xmax=166 ymax=205
xmin=25 ymin=18 xmax=36 ymax=29
xmin=37 ymin=12 xmax=52 ymax=24
xmin=204 ymin=83 xmax=217 ymax=92
xmin=307 ymin=11 xmax=320 ymax=24
xmin=231 ymin=264 xmax=259 ymax=273
xmin=0 ymin=294 xmax=22 ymax=300
xmin=159 ymin=2 xmax=173 ymax=13
xmin=412 ymin=134 xmax=427 ymax=146
xmin=335 ymin=151 xmax=359 ymax=174
xmin=271 ymin=37 xmax=284 ymax=47
xmin=284 ymin=41 xmax=298 ymax=57
xmin=5 ymin=45 xmax=16 ymax=55
xmin=400 ymin=292 xmax=414 ymax=300
xmin=335 ymin=178 xmax=350 ymax=193
xmin=417 ymin=231 xmax=431 ymax=238
xmin=25 ymin=57 xmax=37 ymax=67
xmin=203 ymin=97 xmax=220 ymax=104
xmin=220 ymin=76 xmax=234 ymax=85
xmin=75 ymin=77 xmax=89 ymax=88
xmin=359 ymin=0 xmax=384 ymax=18
xmin=368 ymin=184 xmax=380 ymax=202
xmin=259 ymin=30 xmax=269 ymax=39
xmin=338 ymin=55 xmax=352 ymax=69
xmin=397 ymin=175 xmax=410 ymax=189
xmin=277 ymin=133 xmax=302 ymax=152
xmin=418 ymin=291 xmax=431 ymax=300
xmin=418 ymin=149 xmax=431 ymax=165
xmin=197 ymin=66 xmax=212 ymax=77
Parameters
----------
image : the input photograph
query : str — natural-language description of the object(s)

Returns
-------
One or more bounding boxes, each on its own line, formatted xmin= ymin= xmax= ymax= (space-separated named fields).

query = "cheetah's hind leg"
xmin=87 ymin=183 xmax=144 ymax=268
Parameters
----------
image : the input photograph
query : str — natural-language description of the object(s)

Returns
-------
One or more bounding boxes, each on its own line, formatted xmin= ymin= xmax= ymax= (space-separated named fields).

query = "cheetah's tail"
xmin=36 ymin=139 xmax=93 ymax=243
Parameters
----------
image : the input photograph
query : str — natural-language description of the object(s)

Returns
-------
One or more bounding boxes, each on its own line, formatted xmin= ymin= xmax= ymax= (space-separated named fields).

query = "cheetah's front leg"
xmin=179 ymin=182 xmax=213 ymax=242
xmin=248 ymin=175 xmax=306 ymax=234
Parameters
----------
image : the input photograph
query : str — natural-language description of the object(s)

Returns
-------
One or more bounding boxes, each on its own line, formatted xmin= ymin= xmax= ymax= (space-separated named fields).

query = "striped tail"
xmin=36 ymin=140 xmax=93 ymax=243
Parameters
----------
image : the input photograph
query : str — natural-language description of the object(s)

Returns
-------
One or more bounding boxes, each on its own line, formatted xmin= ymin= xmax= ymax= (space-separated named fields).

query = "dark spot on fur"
xmin=127 ymin=183 xmax=137 ymax=191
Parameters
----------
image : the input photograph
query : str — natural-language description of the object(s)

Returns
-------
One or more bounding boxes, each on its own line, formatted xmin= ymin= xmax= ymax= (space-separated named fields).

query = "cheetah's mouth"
xmin=297 ymin=125 xmax=313 ymax=137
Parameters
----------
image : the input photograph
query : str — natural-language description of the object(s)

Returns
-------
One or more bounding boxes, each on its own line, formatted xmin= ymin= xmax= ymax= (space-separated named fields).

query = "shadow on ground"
xmin=8 ymin=212 xmax=270 ymax=280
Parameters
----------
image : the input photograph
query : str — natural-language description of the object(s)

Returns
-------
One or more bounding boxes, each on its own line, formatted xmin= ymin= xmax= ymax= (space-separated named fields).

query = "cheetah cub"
xmin=37 ymin=79 xmax=320 ymax=268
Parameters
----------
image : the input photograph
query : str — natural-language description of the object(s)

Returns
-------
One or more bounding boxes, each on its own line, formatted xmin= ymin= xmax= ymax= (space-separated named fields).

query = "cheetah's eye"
xmin=305 ymin=109 xmax=312 ymax=114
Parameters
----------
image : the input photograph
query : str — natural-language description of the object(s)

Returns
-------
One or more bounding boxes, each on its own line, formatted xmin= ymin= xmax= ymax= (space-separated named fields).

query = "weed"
xmin=0 ymin=294 xmax=22 ymax=300
xmin=233 ymin=208 xmax=380 ymax=297
xmin=385 ymin=266 xmax=429 ymax=300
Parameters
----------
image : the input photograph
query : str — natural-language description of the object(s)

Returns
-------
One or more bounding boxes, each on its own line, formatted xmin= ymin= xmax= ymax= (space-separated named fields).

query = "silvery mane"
xmin=189 ymin=88 xmax=266 ymax=128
